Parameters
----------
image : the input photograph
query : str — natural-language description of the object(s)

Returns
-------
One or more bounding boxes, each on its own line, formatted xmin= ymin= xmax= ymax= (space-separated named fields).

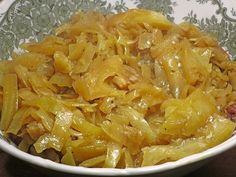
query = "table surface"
xmin=0 ymin=147 xmax=236 ymax=177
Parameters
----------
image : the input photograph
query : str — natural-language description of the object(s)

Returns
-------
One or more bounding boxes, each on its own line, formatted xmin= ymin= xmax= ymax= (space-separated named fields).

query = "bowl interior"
xmin=0 ymin=0 xmax=236 ymax=176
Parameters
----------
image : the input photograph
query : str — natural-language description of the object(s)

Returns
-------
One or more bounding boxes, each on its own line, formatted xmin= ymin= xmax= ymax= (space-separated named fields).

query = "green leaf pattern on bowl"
xmin=0 ymin=0 xmax=235 ymax=60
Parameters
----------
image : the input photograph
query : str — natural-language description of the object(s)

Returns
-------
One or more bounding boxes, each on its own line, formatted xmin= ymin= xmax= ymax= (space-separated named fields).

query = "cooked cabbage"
xmin=0 ymin=9 xmax=236 ymax=168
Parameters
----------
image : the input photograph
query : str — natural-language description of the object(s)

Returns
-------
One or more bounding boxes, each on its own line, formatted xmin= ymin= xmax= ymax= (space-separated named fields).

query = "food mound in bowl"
xmin=0 ymin=9 xmax=236 ymax=168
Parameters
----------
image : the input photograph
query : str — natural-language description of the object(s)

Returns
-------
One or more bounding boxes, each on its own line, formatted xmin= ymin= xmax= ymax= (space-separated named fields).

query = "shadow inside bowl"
xmin=1 ymin=152 xmax=45 ymax=177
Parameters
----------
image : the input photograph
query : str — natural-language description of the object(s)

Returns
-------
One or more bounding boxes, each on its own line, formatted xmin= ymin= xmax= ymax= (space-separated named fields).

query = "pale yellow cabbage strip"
xmin=118 ymin=106 xmax=156 ymax=144
xmin=34 ymin=134 xmax=63 ymax=153
xmin=160 ymin=90 xmax=216 ymax=138
xmin=142 ymin=115 xmax=236 ymax=166
xmin=0 ymin=74 xmax=18 ymax=131
xmin=51 ymin=108 xmax=73 ymax=142
xmin=80 ymin=155 xmax=106 ymax=167
xmin=101 ymin=121 xmax=144 ymax=154
xmin=31 ymin=109 xmax=54 ymax=132
xmin=104 ymin=143 xmax=122 ymax=168
xmin=124 ymin=149 xmax=134 ymax=168
xmin=72 ymin=111 xmax=104 ymax=137
xmin=7 ymin=107 xmax=33 ymax=134
xmin=108 ymin=9 xmax=172 ymax=30
xmin=61 ymin=147 xmax=76 ymax=166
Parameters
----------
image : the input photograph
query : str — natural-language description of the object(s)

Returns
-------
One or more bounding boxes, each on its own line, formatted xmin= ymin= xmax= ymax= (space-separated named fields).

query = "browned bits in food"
xmin=0 ymin=9 xmax=236 ymax=168
xmin=226 ymin=103 xmax=236 ymax=121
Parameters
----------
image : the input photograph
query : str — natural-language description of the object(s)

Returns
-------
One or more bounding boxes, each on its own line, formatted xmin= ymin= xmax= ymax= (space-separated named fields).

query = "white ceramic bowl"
xmin=0 ymin=0 xmax=236 ymax=176
xmin=1 ymin=131 xmax=236 ymax=176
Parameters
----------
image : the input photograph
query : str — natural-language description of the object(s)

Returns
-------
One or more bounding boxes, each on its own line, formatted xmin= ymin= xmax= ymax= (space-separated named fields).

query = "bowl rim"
xmin=0 ymin=0 xmax=236 ymax=175
xmin=1 ymin=133 xmax=236 ymax=176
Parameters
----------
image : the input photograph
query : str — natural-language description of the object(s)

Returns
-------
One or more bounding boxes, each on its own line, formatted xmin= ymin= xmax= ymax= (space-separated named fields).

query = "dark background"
xmin=0 ymin=148 xmax=235 ymax=177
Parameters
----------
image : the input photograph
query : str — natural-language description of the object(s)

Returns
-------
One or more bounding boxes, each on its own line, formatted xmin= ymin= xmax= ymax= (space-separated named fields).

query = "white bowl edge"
xmin=0 ymin=133 xmax=236 ymax=176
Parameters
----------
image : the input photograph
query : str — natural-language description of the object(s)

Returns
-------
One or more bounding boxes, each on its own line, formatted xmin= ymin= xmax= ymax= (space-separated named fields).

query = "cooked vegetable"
xmin=142 ymin=115 xmax=235 ymax=166
xmin=0 ymin=9 xmax=236 ymax=168
xmin=0 ymin=74 xmax=18 ymax=131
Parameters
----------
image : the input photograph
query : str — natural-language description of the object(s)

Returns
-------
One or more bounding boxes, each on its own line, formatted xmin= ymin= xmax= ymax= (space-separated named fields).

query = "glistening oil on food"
xmin=0 ymin=9 xmax=236 ymax=168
